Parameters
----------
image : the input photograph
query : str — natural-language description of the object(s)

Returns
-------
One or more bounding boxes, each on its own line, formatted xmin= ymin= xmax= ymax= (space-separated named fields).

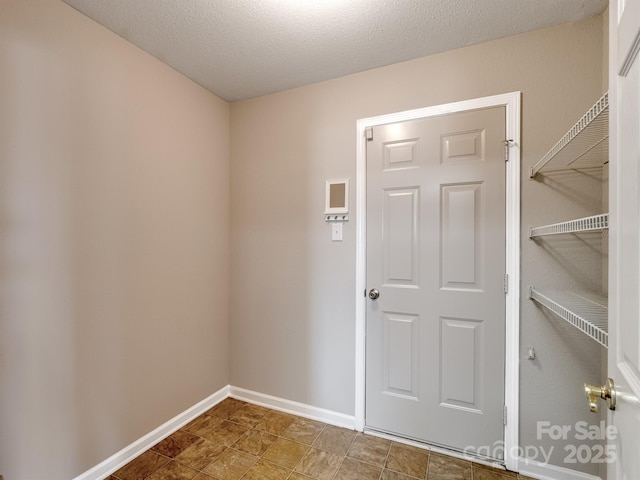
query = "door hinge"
xmin=365 ymin=127 xmax=374 ymax=142
xmin=503 ymin=273 xmax=509 ymax=294
xmin=502 ymin=139 xmax=513 ymax=162
xmin=503 ymin=405 xmax=508 ymax=425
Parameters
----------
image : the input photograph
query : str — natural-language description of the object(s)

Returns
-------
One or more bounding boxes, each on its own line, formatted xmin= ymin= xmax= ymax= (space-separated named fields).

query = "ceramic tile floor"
xmin=107 ymin=398 xmax=536 ymax=480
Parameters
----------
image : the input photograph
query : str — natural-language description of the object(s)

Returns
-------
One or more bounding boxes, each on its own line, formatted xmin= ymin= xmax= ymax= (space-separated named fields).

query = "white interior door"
xmin=608 ymin=0 xmax=640 ymax=479
xmin=365 ymin=106 xmax=507 ymax=460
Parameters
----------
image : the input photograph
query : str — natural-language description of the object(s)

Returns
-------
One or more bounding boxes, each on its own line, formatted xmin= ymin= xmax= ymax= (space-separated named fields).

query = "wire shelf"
xmin=529 ymin=213 xmax=609 ymax=238
xmin=530 ymin=93 xmax=609 ymax=178
xmin=529 ymin=287 xmax=608 ymax=348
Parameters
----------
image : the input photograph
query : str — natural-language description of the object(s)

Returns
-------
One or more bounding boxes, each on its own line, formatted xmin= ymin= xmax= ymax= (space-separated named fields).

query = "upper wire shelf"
xmin=529 ymin=213 xmax=609 ymax=238
xmin=530 ymin=93 xmax=609 ymax=178
xmin=529 ymin=287 xmax=608 ymax=348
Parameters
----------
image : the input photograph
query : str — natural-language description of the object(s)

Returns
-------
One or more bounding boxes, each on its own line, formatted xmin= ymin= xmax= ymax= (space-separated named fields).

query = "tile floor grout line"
xmin=379 ymin=436 xmax=393 ymax=480
xmin=333 ymin=430 xmax=359 ymax=480
xmin=423 ymin=451 xmax=427 ymax=480
xmin=290 ymin=424 xmax=324 ymax=479
xmin=328 ymin=453 xmax=346 ymax=480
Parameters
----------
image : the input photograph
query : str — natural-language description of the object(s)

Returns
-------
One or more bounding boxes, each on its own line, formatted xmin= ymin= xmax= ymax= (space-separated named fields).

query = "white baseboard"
xmin=74 ymin=385 xmax=357 ymax=480
xmin=73 ymin=385 xmax=230 ymax=480
xmin=229 ymin=386 xmax=356 ymax=430
xmin=518 ymin=457 xmax=602 ymax=480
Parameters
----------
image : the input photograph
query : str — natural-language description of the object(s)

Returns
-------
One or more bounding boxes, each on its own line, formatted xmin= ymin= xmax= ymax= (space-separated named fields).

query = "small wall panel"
xmin=383 ymin=188 xmax=419 ymax=287
xmin=440 ymin=317 xmax=484 ymax=413
xmin=440 ymin=183 xmax=483 ymax=290
xmin=383 ymin=139 xmax=419 ymax=171
xmin=441 ymin=130 xmax=484 ymax=164
xmin=383 ymin=312 xmax=419 ymax=399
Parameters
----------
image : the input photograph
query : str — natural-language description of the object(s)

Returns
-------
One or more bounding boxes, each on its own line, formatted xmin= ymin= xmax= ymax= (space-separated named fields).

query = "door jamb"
xmin=355 ymin=92 xmax=521 ymax=471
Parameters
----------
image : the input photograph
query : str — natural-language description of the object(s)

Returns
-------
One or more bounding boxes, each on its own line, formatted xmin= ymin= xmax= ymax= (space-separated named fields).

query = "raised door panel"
xmin=440 ymin=183 xmax=483 ymax=291
xmin=440 ymin=317 xmax=484 ymax=413
xmin=383 ymin=188 xmax=420 ymax=287
xmin=383 ymin=312 xmax=419 ymax=400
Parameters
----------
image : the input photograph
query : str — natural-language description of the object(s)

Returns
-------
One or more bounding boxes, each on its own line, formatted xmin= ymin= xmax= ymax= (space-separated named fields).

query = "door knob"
xmin=368 ymin=288 xmax=380 ymax=300
xmin=584 ymin=378 xmax=616 ymax=413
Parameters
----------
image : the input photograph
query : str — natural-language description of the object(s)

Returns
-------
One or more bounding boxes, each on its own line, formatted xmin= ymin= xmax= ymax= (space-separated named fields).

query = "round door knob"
xmin=368 ymin=288 xmax=380 ymax=300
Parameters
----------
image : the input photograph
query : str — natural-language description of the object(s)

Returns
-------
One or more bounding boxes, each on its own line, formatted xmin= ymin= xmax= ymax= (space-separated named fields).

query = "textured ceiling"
xmin=61 ymin=0 xmax=608 ymax=102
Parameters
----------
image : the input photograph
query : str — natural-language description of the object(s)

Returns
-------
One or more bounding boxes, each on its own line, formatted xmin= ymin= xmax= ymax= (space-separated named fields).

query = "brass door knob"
xmin=584 ymin=378 xmax=616 ymax=413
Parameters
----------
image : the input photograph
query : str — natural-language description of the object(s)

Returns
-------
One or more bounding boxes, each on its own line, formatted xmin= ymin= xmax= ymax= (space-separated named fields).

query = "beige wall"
xmin=0 ymin=2 xmax=608 ymax=477
xmin=230 ymin=15 xmax=605 ymax=474
xmin=0 ymin=1 xmax=229 ymax=479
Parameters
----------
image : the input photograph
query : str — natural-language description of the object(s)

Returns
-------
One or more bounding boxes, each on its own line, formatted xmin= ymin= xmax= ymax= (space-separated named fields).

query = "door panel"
xmin=384 ymin=140 xmax=420 ymax=171
xmin=440 ymin=317 xmax=483 ymax=411
xmin=441 ymin=130 xmax=485 ymax=164
xmin=383 ymin=312 xmax=419 ymax=399
xmin=384 ymin=188 xmax=419 ymax=286
xmin=366 ymin=107 xmax=506 ymax=458
xmin=441 ymin=183 xmax=482 ymax=289
xmin=609 ymin=0 xmax=640 ymax=478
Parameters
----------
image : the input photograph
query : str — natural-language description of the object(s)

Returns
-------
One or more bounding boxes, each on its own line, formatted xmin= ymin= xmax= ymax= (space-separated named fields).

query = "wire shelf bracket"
xmin=529 ymin=287 xmax=608 ymax=348
xmin=529 ymin=213 xmax=609 ymax=238
xmin=530 ymin=92 xmax=609 ymax=178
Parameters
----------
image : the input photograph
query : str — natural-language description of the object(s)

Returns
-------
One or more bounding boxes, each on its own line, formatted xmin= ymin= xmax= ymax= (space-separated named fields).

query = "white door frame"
xmin=355 ymin=92 xmax=521 ymax=472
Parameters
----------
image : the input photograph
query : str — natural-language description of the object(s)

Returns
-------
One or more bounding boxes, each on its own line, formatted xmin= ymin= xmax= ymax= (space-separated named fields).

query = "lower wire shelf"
xmin=529 ymin=213 xmax=609 ymax=238
xmin=529 ymin=287 xmax=608 ymax=348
